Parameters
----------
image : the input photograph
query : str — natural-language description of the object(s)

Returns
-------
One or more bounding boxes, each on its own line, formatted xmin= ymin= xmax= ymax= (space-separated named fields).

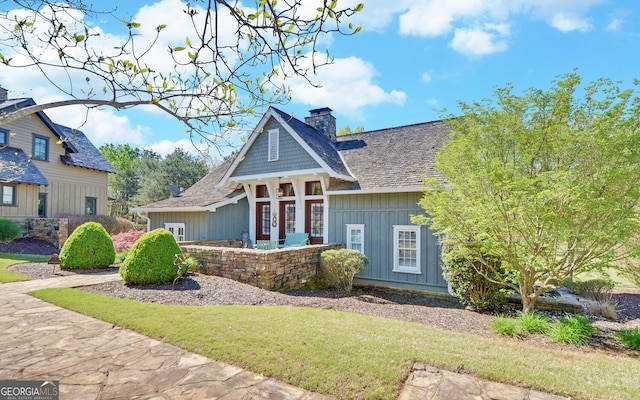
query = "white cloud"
xmin=390 ymin=0 xmax=605 ymax=56
xmin=450 ymin=24 xmax=509 ymax=56
xmin=46 ymin=106 xmax=148 ymax=147
xmin=550 ymin=13 xmax=592 ymax=32
xmin=606 ymin=9 xmax=631 ymax=32
xmin=283 ymin=54 xmax=406 ymax=118
xmin=421 ymin=72 xmax=432 ymax=83
xmin=144 ymin=138 xmax=211 ymax=158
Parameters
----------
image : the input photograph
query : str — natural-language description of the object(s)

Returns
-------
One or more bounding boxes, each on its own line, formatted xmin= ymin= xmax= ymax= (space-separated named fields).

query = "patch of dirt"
xmin=0 ymin=238 xmax=58 ymax=255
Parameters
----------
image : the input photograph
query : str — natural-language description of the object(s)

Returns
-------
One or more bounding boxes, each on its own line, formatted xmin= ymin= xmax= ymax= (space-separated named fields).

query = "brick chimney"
xmin=0 ymin=86 xmax=7 ymax=101
xmin=305 ymin=107 xmax=336 ymax=142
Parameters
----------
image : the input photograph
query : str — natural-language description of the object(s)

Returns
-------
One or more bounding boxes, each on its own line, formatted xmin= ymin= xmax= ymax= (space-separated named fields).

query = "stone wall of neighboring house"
xmin=180 ymin=243 xmax=344 ymax=291
xmin=25 ymin=218 xmax=69 ymax=249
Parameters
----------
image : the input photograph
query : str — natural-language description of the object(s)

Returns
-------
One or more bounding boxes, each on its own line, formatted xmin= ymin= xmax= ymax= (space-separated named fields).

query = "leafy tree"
xmin=0 ymin=0 xmax=363 ymax=145
xmin=412 ymin=72 xmax=640 ymax=313
xmin=337 ymin=124 xmax=365 ymax=136
xmin=134 ymin=148 xmax=209 ymax=206
xmin=99 ymin=143 xmax=140 ymax=217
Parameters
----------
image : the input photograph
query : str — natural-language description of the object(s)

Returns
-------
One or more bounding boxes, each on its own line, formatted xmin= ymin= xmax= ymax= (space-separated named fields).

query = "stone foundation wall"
xmin=180 ymin=239 xmax=243 ymax=248
xmin=25 ymin=218 xmax=69 ymax=249
xmin=180 ymin=244 xmax=344 ymax=291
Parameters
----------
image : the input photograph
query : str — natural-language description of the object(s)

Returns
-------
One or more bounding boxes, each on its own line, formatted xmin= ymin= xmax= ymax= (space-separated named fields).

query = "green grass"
xmin=0 ymin=253 xmax=49 ymax=283
xmin=546 ymin=315 xmax=595 ymax=346
xmin=30 ymin=288 xmax=640 ymax=400
xmin=516 ymin=311 xmax=551 ymax=334
xmin=489 ymin=314 xmax=522 ymax=338
xmin=617 ymin=327 xmax=640 ymax=350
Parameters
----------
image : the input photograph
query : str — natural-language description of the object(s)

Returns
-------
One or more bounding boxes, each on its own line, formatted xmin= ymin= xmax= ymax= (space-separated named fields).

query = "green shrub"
xmin=119 ymin=228 xmax=182 ymax=285
xmin=616 ymin=327 xmax=640 ymax=350
xmin=59 ymin=222 xmax=115 ymax=269
xmin=490 ymin=315 xmax=522 ymax=338
xmin=64 ymin=214 xmax=135 ymax=236
xmin=0 ymin=219 xmax=22 ymax=241
xmin=320 ymin=249 xmax=369 ymax=293
xmin=547 ymin=315 xmax=595 ymax=346
xmin=564 ymin=278 xmax=615 ymax=301
xmin=517 ymin=311 xmax=551 ymax=334
xmin=442 ymin=245 xmax=506 ymax=312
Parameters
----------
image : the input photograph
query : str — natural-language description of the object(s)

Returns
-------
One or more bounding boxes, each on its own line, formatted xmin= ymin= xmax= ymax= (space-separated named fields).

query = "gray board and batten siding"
xmin=148 ymin=197 xmax=249 ymax=242
xmin=231 ymin=119 xmax=321 ymax=177
xmin=329 ymin=192 xmax=448 ymax=294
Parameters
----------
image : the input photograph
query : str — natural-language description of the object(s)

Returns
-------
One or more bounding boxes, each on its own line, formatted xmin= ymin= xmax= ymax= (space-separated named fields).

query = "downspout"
xmin=136 ymin=211 xmax=150 ymax=232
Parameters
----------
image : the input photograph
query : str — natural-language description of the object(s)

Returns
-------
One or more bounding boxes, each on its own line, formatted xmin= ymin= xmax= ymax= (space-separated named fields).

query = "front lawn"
xmin=30 ymin=287 xmax=640 ymax=400
xmin=0 ymin=254 xmax=49 ymax=283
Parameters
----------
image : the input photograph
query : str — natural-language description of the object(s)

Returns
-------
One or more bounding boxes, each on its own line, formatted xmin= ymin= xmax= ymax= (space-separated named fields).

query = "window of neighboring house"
xmin=346 ymin=224 xmax=365 ymax=253
xmin=392 ymin=225 xmax=421 ymax=274
xmin=32 ymin=134 xmax=49 ymax=161
xmin=85 ymin=197 xmax=97 ymax=215
xmin=164 ymin=222 xmax=186 ymax=241
xmin=1 ymin=184 xmax=16 ymax=206
xmin=0 ymin=129 xmax=8 ymax=145
xmin=38 ymin=193 xmax=47 ymax=217
xmin=268 ymin=129 xmax=279 ymax=161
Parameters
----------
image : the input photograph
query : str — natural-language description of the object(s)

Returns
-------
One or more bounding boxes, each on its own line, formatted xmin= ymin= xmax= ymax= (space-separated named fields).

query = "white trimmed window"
xmin=392 ymin=225 xmax=421 ymax=274
xmin=346 ymin=224 xmax=364 ymax=253
xmin=1 ymin=184 xmax=16 ymax=206
xmin=164 ymin=223 xmax=186 ymax=241
xmin=268 ymin=129 xmax=279 ymax=161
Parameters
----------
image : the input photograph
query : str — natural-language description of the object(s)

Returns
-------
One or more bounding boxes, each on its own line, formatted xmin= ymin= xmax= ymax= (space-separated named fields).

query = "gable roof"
xmin=0 ymin=98 xmax=115 ymax=173
xmin=55 ymin=124 xmax=116 ymax=173
xmin=0 ymin=98 xmax=79 ymax=153
xmin=132 ymin=158 xmax=245 ymax=212
xmin=0 ymin=146 xmax=48 ymax=185
xmin=270 ymin=108 xmax=351 ymax=178
xmin=332 ymin=120 xmax=450 ymax=192
xmin=219 ymin=107 xmax=354 ymax=187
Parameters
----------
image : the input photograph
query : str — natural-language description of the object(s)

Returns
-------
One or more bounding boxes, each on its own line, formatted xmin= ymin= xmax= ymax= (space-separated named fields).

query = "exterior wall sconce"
xmin=272 ymin=212 xmax=278 ymax=227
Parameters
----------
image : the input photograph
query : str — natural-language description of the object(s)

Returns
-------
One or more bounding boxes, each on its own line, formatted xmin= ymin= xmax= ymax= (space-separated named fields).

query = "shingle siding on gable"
xmin=328 ymin=192 xmax=447 ymax=293
xmin=232 ymin=118 xmax=321 ymax=177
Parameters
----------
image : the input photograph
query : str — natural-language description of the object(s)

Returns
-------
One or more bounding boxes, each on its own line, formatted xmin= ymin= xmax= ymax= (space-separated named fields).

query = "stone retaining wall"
xmin=25 ymin=218 xmax=69 ymax=249
xmin=180 ymin=243 xmax=344 ymax=291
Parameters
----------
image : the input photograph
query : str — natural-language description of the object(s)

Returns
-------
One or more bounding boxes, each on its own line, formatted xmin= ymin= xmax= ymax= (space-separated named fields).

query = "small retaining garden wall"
xmin=25 ymin=218 xmax=69 ymax=249
xmin=180 ymin=243 xmax=344 ymax=291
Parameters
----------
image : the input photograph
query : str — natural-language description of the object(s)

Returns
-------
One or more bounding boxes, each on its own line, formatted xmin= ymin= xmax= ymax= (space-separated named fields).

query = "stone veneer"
xmin=180 ymin=243 xmax=344 ymax=291
xmin=25 ymin=218 xmax=69 ymax=249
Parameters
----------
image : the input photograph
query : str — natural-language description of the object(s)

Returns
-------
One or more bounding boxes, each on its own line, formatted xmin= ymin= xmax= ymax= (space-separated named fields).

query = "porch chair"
xmin=278 ymin=232 xmax=310 ymax=248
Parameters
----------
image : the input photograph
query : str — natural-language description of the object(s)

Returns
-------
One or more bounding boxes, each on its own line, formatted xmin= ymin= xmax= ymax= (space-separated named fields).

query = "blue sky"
xmin=1 ymin=0 xmax=639 ymax=160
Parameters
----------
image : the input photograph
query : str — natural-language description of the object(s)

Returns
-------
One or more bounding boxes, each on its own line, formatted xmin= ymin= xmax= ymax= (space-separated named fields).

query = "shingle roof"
xmin=333 ymin=120 xmax=450 ymax=191
xmin=270 ymin=107 xmax=351 ymax=177
xmin=0 ymin=147 xmax=48 ymax=185
xmin=55 ymin=124 xmax=116 ymax=173
xmin=140 ymin=158 xmax=241 ymax=209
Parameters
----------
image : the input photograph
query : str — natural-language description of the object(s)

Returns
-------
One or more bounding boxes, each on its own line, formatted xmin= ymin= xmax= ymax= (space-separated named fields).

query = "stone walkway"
xmin=0 ymin=271 xmax=570 ymax=400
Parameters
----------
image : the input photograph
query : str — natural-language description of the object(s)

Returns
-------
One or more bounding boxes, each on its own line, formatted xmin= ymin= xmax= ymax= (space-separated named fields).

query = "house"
xmin=134 ymin=107 xmax=450 ymax=294
xmin=0 ymin=87 xmax=116 ymax=221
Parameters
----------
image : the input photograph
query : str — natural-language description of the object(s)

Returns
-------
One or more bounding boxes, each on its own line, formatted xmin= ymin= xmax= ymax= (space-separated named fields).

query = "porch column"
xmin=292 ymin=179 xmax=305 ymax=233
xmin=242 ymin=183 xmax=256 ymax=245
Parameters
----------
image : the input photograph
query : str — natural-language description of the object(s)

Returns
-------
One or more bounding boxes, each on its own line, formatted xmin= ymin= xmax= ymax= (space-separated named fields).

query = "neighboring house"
xmin=0 ymin=87 xmax=116 ymax=220
xmin=134 ymin=107 xmax=450 ymax=294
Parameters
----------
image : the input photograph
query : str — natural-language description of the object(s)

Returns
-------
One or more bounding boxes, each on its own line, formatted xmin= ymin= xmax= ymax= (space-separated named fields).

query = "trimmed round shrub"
xmin=320 ymin=248 xmax=369 ymax=293
xmin=59 ymin=222 xmax=116 ymax=269
xmin=442 ymin=244 xmax=506 ymax=312
xmin=119 ymin=228 xmax=182 ymax=285
xmin=0 ymin=218 xmax=22 ymax=241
